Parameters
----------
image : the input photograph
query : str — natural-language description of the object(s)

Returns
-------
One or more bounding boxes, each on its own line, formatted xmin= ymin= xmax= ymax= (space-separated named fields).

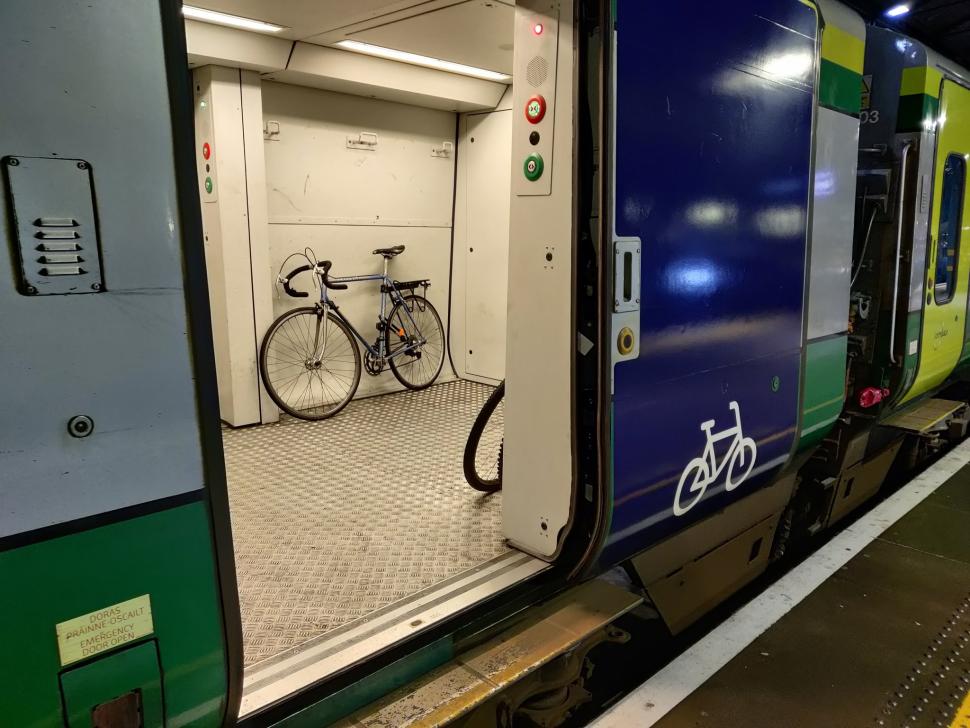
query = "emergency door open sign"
xmin=55 ymin=594 xmax=154 ymax=666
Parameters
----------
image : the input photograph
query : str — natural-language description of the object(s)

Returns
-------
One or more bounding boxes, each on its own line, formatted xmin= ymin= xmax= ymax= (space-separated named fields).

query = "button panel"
xmin=194 ymin=88 xmax=218 ymax=203
xmin=512 ymin=1 xmax=559 ymax=196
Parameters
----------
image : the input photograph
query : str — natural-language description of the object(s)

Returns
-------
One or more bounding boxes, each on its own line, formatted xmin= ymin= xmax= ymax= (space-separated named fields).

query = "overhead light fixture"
xmin=182 ymin=6 xmax=285 ymax=33
xmin=335 ymin=40 xmax=511 ymax=83
xmin=885 ymin=4 xmax=911 ymax=18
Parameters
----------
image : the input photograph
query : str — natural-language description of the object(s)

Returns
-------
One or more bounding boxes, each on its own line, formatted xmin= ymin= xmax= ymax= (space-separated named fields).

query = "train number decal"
xmin=673 ymin=401 xmax=758 ymax=516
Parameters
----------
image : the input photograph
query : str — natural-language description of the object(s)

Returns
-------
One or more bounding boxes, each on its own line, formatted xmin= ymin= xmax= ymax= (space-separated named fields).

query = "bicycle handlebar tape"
xmin=318 ymin=262 xmax=349 ymax=291
xmin=282 ymin=264 xmax=312 ymax=298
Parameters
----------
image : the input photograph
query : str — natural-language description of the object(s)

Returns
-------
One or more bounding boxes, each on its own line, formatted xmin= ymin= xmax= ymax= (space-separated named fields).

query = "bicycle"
xmin=463 ymin=380 xmax=505 ymax=492
xmin=673 ymin=400 xmax=757 ymax=516
xmin=259 ymin=246 xmax=445 ymax=421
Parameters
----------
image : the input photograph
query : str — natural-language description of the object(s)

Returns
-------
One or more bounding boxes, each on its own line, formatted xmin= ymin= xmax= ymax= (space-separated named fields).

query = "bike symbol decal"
xmin=673 ymin=401 xmax=758 ymax=517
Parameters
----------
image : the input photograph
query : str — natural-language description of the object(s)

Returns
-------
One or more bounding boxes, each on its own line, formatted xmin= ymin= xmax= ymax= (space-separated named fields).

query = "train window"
xmin=934 ymin=153 xmax=966 ymax=305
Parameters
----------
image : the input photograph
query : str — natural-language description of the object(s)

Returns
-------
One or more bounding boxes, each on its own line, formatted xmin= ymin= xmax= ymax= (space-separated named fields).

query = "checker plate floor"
xmin=222 ymin=380 xmax=507 ymax=667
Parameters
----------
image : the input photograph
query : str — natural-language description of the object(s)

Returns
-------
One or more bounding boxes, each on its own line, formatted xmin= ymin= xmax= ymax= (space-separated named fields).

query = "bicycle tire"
xmin=386 ymin=294 xmax=445 ymax=390
xmin=463 ymin=381 xmax=505 ymax=492
xmin=259 ymin=307 xmax=361 ymax=421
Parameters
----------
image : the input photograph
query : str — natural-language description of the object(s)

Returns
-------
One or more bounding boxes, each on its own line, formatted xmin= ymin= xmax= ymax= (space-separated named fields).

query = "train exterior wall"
xmin=797 ymin=1 xmax=865 ymax=450
xmin=603 ymin=0 xmax=819 ymax=563
xmin=0 ymin=0 xmax=236 ymax=724
xmin=901 ymin=78 xmax=970 ymax=404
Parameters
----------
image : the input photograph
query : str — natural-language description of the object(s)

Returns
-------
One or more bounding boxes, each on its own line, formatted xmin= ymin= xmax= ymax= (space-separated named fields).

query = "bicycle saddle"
xmin=373 ymin=245 xmax=405 ymax=258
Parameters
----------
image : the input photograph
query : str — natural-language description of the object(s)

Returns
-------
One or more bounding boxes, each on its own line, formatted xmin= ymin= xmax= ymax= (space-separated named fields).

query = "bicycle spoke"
xmin=261 ymin=310 xmax=361 ymax=419
xmin=388 ymin=296 xmax=443 ymax=390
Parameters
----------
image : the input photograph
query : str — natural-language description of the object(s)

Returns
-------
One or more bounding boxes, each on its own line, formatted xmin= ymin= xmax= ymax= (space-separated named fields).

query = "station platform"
xmin=595 ymin=439 xmax=970 ymax=728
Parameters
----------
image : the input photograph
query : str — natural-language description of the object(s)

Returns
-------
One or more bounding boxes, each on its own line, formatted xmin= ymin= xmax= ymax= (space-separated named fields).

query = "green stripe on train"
xmin=799 ymin=335 xmax=848 ymax=450
xmin=0 ymin=502 xmax=227 ymax=727
xmin=820 ymin=59 xmax=862 ymax=116
xmin=896 ymin=65 xmax=942 ymax=132
xmin=897 ymin=93 xmax=941 ymax=132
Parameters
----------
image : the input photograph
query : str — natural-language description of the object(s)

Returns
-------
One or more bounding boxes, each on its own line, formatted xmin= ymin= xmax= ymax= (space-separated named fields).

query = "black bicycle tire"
xmin=463 ymin=380 xmax=505 ymax=492
xmin=259 ymin=307 xmax=362 ymax=421
xmin=386 ymin=295 xmax=445 ymax=391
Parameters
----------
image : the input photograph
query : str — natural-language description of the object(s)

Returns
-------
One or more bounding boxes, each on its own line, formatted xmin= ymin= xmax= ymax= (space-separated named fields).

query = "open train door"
xmin=0 ymin=1 xmax=241 ymax=725
xmin=598 ymin=1 xmax=820 ymax=624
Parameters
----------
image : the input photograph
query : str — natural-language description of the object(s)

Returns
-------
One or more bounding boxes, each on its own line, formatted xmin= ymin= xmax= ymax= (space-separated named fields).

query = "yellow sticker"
xmin=55 ymin=594 xmax=154 ymax=666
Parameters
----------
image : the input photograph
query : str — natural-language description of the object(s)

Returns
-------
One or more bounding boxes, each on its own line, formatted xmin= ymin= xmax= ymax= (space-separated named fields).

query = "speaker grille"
xmin=526 ymin=56 xmax=549 ymax=88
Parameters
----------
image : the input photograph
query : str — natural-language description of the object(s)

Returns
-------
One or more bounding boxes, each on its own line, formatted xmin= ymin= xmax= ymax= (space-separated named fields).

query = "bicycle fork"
xmin=309 ymin=304 xmax=331 ymax=366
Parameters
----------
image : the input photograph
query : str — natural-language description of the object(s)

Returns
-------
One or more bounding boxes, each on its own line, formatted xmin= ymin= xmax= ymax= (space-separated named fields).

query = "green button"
xmin=524 ymin=153 xmax=544 ymax=181
xmin=204 ymin=176 xmax=213 ymax=194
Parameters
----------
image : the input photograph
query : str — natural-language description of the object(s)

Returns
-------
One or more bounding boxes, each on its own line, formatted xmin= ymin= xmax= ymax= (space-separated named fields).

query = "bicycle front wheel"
xmin=259 ymin=307 xmax=362 ymax=420
xmin=386 ymin=294 xmax=445 ymax=390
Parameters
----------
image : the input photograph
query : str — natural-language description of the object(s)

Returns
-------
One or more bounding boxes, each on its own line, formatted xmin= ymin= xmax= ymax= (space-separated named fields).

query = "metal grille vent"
xmin=3 ymin=156 xmax=104 ymax=295
xmin=33 ymin=217 xmax=87 ymax=278
xmin=526 ymin=56 xmax=549 ymax=88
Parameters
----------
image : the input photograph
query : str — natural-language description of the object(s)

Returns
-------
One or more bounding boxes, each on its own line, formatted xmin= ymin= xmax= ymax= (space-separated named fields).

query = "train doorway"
xmin=184 ymin=0 xmax=586 ymax=712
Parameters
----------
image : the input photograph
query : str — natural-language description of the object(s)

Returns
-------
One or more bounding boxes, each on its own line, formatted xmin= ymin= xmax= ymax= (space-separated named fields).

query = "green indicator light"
xmin=204 ymin=176 xmax=213 ymax=194
xmin=524 ymin=153 xmax=544 ymax=181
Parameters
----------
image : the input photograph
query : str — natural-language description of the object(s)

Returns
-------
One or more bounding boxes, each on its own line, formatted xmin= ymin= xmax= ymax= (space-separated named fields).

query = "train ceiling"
xmin=183 ymin=1 xmax=514 ymax=76
xmin=846 ymin=0 xmax=970 ymax=70
xmin=183 ymin=1 xmax=966 ymax=79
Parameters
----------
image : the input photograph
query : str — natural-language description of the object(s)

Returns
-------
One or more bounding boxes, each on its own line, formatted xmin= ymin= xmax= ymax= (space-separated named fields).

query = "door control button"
xmin=525 ymin=95 xmax=547 ymax=124
xmin=524 ymin=153 xmax=544 ymax=181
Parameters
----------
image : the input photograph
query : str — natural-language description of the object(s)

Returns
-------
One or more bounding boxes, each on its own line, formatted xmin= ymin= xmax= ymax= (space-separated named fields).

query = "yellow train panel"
xmin=903 ymin=80 xmax=970 ymax=403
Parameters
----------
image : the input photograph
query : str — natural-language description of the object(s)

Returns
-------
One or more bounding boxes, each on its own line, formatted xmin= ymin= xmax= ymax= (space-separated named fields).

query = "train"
xmin=1 ymin=0 xmax=968 ymax=725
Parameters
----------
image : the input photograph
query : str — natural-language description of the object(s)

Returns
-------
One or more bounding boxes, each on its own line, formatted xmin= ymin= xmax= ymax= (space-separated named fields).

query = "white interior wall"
xmin=261 ymin=81 xmax=459 ymax=398
xmin=452 ymin=88 xmax=514 ymax=384
xmin=194 ymin=66 xmax=277 ymax=427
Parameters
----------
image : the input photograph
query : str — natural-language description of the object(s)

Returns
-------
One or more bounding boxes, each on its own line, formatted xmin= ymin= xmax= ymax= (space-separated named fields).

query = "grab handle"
xmin=889 ymin=141 xmax=914 ymax=365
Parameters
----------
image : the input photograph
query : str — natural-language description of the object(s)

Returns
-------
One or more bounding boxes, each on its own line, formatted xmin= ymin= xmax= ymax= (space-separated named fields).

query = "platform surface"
xmin=596 ymin=442 xmax=970 ymax=728
xmin=222 ymin=380 xmax=507 ymax=667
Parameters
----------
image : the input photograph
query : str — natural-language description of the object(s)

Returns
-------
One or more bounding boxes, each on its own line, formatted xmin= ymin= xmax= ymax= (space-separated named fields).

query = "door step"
xmin=881 ymin=398 xmax=966 ymax=433
xmin=346 ymin=579 xmax=642 ymax=727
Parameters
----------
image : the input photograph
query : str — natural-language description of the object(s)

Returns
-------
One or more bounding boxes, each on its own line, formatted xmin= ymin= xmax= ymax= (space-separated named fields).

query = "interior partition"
xmin=261 ymin=81 xmax=459 ymax=398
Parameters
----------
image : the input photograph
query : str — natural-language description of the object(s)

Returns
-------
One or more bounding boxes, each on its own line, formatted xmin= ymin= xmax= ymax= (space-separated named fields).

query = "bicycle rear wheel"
xmin=259 ymin=307 xmax=361 ymax=420
xmin=386 ymin=294 xmax=445 ymax=390
xmin=463 ymin=381 xmax=505 ymax=492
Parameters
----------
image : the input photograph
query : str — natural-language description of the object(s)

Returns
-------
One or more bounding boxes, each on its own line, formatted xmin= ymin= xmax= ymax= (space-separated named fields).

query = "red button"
xmin=525 ymin=95 xmax=546 ymax=124
xmin=202 ymin=142 xmax=211 ymax=160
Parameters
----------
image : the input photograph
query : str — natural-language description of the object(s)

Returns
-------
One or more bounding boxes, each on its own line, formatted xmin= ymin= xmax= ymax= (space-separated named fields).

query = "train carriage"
xmin=1 ymin=0 xmax=968 ymax=725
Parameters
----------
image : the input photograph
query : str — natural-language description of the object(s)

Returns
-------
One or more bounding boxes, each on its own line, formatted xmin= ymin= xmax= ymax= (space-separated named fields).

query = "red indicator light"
xmin=202 ymin=142 xmax=211 ymax=160
xmin=533 ymin=22 xmax=544 ymax=35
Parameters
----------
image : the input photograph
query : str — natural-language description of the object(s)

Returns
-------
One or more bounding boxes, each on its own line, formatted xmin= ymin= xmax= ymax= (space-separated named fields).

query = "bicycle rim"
xmin=387 ymin=295 xmax=445 ymax=390
xmin=260 ymin=308 xmax=361 ymax=420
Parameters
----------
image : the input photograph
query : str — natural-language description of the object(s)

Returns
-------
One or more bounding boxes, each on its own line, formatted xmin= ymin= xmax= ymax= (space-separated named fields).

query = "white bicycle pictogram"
xmin=673 ymin=400 xmax=758 ymax=517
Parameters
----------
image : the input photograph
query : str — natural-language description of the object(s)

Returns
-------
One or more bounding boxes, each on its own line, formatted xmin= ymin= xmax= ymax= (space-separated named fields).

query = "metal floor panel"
xmin=222 ymin=380 xmax=508 ymax=667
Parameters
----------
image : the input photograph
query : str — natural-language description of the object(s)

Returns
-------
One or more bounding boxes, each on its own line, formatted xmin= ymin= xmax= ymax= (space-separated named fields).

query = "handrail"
xmin=890 ymin=141 xmax=914 ymax=365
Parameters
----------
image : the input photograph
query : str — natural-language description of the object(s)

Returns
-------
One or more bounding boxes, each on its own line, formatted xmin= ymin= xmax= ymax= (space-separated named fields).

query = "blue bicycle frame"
xmin=313 ymin=256 xmax=428 ymax=362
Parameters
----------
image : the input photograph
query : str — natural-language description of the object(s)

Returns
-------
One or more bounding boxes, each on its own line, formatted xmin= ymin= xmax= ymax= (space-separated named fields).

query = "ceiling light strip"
xmin=335 ymin=40 xmax=510 ymax=83
xmin=182 ymin=6 xmax=285 ymax=33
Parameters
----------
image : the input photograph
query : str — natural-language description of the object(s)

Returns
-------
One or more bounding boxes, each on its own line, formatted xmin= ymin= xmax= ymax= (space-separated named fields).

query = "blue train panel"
xmin=602 ymin=0 xmax=818 ymax=564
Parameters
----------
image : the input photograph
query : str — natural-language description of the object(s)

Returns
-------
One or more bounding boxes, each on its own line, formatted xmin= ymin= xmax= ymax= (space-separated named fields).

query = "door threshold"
xmin=239 ymin=550 xmax=550 ymax=717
